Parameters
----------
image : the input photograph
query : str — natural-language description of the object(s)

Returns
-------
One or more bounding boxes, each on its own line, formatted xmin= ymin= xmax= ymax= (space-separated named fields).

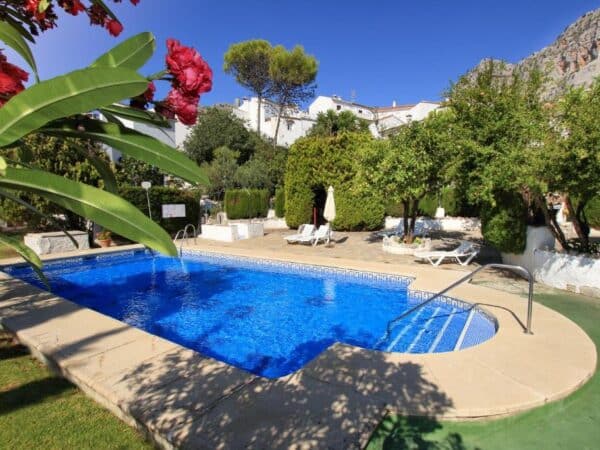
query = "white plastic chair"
xmin=284 ymin=224 xmax=315 ymax=244
xmin=414 ymin=241 xmax=479 ymax=266
xmin=295 ymin=224 xmax=331 ymax=246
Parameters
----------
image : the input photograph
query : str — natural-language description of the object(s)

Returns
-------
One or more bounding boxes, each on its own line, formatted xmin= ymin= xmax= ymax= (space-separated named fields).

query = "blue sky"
xmin=6 ymin=0 xmax=600 ymax=108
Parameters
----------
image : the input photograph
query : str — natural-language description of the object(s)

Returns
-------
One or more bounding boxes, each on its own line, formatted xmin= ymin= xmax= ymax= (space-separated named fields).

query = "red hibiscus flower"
xmin=106 ymin=19 xmax=123 ymax=37
xmin=165 ymin=89 xmax=199 ymax=125
xmin=0 ymin=52 xmax=29 ymax=107
xmin=166 ymin=39 xmax=213 ymax=97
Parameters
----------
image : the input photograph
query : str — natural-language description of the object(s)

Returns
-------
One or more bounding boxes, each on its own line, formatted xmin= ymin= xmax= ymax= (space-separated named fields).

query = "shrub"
xmin=481 ymin=192 xmax=527 ymax=253
xmin=284 ymin=132 xmax=384 ymax=230
xmin=274 ymin=187 xmax=285 ymax=218
xmin=585 ymin=196 xmax=600 ymax=229
xmin=224 ymin=189 xmax=269 ymax=219
xmin=119 ymin=186 xmax=200 ymax=235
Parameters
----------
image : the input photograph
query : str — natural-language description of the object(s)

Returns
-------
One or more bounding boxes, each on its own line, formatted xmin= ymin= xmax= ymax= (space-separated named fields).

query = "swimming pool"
xmin=3 ymin=250 xmax=496 ymax=378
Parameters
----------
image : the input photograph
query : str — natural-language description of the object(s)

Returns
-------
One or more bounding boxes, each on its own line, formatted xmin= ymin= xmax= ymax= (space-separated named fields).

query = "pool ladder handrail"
xmin=174 ymin=224 xmax=197 ymax=256
xmin=380 ymin=263 xmax=534 ymax=346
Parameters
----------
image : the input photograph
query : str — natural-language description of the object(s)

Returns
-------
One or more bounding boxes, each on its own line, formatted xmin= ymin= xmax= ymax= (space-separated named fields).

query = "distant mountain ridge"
xmin=471 ymin=8 xmax=600 ymax=97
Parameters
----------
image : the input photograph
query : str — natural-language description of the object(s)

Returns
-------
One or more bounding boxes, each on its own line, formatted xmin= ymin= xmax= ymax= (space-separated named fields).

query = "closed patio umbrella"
xmin=323 ymin=186 xmax=336 ymax=223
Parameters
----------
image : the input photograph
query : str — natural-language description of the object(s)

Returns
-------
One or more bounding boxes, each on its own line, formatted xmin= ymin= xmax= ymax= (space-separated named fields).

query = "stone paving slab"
xmin=0 ymin=242 xmax=597 ymax=449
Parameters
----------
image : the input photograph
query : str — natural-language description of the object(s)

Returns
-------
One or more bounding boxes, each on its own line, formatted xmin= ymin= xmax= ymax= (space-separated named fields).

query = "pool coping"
xmin=0 ymin=243 xmax=596 ymax=449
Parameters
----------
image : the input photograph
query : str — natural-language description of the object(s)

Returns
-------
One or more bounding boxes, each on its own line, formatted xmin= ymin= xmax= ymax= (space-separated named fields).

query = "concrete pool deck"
xmin=0 ymin=238 xmax=596 ymax=449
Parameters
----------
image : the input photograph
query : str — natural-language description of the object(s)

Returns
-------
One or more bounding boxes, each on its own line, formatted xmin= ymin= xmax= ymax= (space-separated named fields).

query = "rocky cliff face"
xmin=472 ymin=9 xmax=600 ymax=97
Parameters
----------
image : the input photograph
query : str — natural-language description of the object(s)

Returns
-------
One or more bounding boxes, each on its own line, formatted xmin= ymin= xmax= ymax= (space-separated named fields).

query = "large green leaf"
xmin=0 ymin=233 xmax=49 ymax=288
xmin=0 ymin=22 xmax=39 ymax=81
xmin=0 ymin=164 xmax=177 ymax=256
xmin=0 ymin=67 xmax=148 ymax=147
xmin=91 ymin=32 xmax=155 ymax=70
xmin=43 ymin=117 xmax=209 ymax=186
xmin=100 ymin=103 xmax=170 ymax=128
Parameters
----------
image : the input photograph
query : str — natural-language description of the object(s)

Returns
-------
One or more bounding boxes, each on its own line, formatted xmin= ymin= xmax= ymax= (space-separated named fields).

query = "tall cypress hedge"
xmin=284 ymin=132 xmax=384 ymax=230
xmin=119 ymin=186 xmax=200 ymax=235
xmin=224 ymin=189 xmax=269 ymax=219
xmin=274 ymin=187 xmax=285 ymax=218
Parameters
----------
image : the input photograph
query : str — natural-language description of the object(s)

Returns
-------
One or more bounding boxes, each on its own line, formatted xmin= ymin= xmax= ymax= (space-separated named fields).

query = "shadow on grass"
xmin=0 ymin=377 xmax=73 ymax=415
xmin=369 ymin=415 xmax=477 ymax=450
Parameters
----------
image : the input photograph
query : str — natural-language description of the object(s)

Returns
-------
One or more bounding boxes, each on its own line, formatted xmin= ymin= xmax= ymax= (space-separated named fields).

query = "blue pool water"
xmin=3 ymin=250 xmax=496 ymax=378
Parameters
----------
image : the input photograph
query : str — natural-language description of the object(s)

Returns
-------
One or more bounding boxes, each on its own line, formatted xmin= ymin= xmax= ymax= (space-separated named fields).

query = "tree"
xmin=201 ymin=146 xmax=240 ymax=199
xmin=115 ymin=155 xmax=165 ymax=187
xmin=183 ymin=107 xmax=255 ymax=164
xmin=308 ymin=110 xmax=370 ymax=137
xmin=268 ymin=45 xmax=318 ymax=145
xmin=357 ymin=110 xmax=455 ymax=242
xmin=224 ymin=40 xmax=273 ymax=135
xmin=545 ymin=79 xmax=600 ymax=252
xmin=234 ymin=142 xmax=288 ymax=193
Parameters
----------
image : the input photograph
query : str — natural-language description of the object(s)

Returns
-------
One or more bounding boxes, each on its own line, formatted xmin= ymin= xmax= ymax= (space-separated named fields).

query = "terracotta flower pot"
xmin=97 ymin=238 xmax=112 ymax=248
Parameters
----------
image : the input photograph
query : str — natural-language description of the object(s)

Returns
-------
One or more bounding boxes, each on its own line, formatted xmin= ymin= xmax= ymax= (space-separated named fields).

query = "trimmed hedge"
xmin=119 ymin=186 xmax=200 ymax=235
xmin=481 ymin=192 xmax=527 ymax=253
xmin=284 ymin=132 xmax=384 ymax=231
xmin=224 ymin=189 xmax=269 ymax=219
xmin=585 ymin=196 xmax=600 ymax=229
xmin=274 ymin=187 xmax=285 ymax=218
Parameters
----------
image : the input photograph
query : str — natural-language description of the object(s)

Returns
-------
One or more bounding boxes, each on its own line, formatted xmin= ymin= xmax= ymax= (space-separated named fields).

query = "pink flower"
xmin=165 ymin=89 xmax=199 ymax=125
xmin=166 ymin=39 xmax=213 ymax=97
xmin=106 ymin=19 xmax=123 ymax=37
xmin=0 ymin=52 xmax=29 ymax=107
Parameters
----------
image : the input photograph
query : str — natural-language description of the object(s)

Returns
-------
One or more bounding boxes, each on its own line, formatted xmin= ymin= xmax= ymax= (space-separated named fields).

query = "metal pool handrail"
xmin=379 ymin=263 xmax=534 ymax=346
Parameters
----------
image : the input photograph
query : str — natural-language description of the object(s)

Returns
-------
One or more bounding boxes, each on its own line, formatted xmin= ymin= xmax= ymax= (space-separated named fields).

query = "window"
xmin=358 ymin=109 xmax=363 ymax=114
xmin=336 ymin=105 xmax=341 ymax=111
xmin=286 ymin=120 xmax=294 ymax=131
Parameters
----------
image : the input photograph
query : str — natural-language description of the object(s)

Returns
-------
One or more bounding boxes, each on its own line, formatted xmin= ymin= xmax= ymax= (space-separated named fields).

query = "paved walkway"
xmin=0 ymin=237 xmax=596 ymax=449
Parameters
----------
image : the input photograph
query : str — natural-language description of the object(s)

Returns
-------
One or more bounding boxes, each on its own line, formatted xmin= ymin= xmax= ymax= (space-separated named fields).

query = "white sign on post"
xmin=162 ymin=204 xmax=186 ymax=218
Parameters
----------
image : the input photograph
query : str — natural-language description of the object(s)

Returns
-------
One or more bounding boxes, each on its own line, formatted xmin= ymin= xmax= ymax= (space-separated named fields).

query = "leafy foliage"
xmin=480 ymin=191 xmax=527 ymax=254
xmin=119 ymin=186 xmax=200 ymax=235
xmin=274 ymin=187 xmax=285 ymax=218
xmin=114 ymin=155 xmax=166 ymax=188
xmin=224 ymin=189 xmax=269 ymax=220
xmin=183 ymin=107 xmax=256 ymax=164
xmin=308 ymin=110 xmax=370 ymax=137
xmin=285 ymin=132 xmax=384 ymax=231
xmin=201 ymin=146 xmax=240 ymax=199
xmin=357 ymin=110 xmax=456 ymax=240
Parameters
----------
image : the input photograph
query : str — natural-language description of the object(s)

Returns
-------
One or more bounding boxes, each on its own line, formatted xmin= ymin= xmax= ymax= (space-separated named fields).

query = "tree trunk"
xmin=256 ymin=95 xmax=262 ymax=135
xmin=402 ymin=200 xmax=410 ymax=242
xmin=566 ymin=195 xmax=590 ymax=251
xmin=408 ymin=198 xmax=419 ymax=244
xmin=273 ymin=104 xmax=283 ymax=146
xmin=534 ymin=193 xmax=570 ymax=251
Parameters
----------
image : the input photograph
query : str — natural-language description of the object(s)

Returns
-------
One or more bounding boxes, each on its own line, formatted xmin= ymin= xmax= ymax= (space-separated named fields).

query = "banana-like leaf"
xmin=43 ymin=117 xmax=209 ymax=186
xmin=0 ymin=164 xmax=177 ymax=256
xmin=100 ymin=103 xmax=170 ymax=128
xmin=0 ymin=22 xmax=39 ymax=81
xmin=0 ymin=233 xmax=49 ymax=289
xmin=0 ymin=188 xmax=79 ymax=248
xmin=2 ymin=13 xmax=35 ymax=43
xmin=91 ymin=32 xmax=155 ymax=70
xmin=67 ymin=141 xmax=118 ymax=194
xmin=0 ymin=67 xmax=148 ymax=147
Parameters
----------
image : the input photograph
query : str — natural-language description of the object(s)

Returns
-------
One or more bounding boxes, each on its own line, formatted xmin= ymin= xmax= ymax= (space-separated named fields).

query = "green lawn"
xmin=367 ymin=290 xmax=600 ymax=450
xmin=0 ymin=332 xmax=151 ymax=449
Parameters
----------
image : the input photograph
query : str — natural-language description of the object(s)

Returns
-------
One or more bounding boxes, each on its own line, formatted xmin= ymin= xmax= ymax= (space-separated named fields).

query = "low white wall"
xmin=384 ymin=216 xmax=480 ymax=232
xmin=24 ymin=231 xmax=89 ymax=255
xmin=533 ymin=250 xmax=600 ymax=298
xmin=233 ymin=222 xmax=264 ymax=239
xmin=502 ymin=226 xmax=600 ymax=298
xmin=199 ymin=225 xmax=239 ymax=242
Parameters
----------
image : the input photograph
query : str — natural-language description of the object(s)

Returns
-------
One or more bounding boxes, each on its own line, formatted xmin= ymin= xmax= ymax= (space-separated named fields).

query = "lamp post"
xmin=141 ymin=181 xmax=152 ymax=220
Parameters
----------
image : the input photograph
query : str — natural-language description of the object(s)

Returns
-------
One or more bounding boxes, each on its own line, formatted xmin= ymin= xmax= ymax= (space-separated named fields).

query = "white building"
xmin=233 ymin=95 xmax=441 ymax=145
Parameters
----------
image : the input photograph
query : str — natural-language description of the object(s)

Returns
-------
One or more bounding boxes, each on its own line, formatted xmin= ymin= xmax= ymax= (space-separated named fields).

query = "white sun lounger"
xmin=295 ymin=224 xmax=331 ymax=246
xmin=414 ymin=241 xmax=479 ymax=267
xmin=284 ymin=224 xmax=315 ymax=244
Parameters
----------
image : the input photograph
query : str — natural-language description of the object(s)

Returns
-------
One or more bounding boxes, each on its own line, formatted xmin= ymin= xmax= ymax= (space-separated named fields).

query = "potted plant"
xmin=96 ymin=230 xmax=112 ymax=248
xmin=382 ymin=235 xmax=432 ymax=255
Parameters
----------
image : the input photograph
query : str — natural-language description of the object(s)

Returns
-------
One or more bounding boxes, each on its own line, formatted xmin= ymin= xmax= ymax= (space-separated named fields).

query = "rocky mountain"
xmin=472 ymin=8 xmax=600 ymax=97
